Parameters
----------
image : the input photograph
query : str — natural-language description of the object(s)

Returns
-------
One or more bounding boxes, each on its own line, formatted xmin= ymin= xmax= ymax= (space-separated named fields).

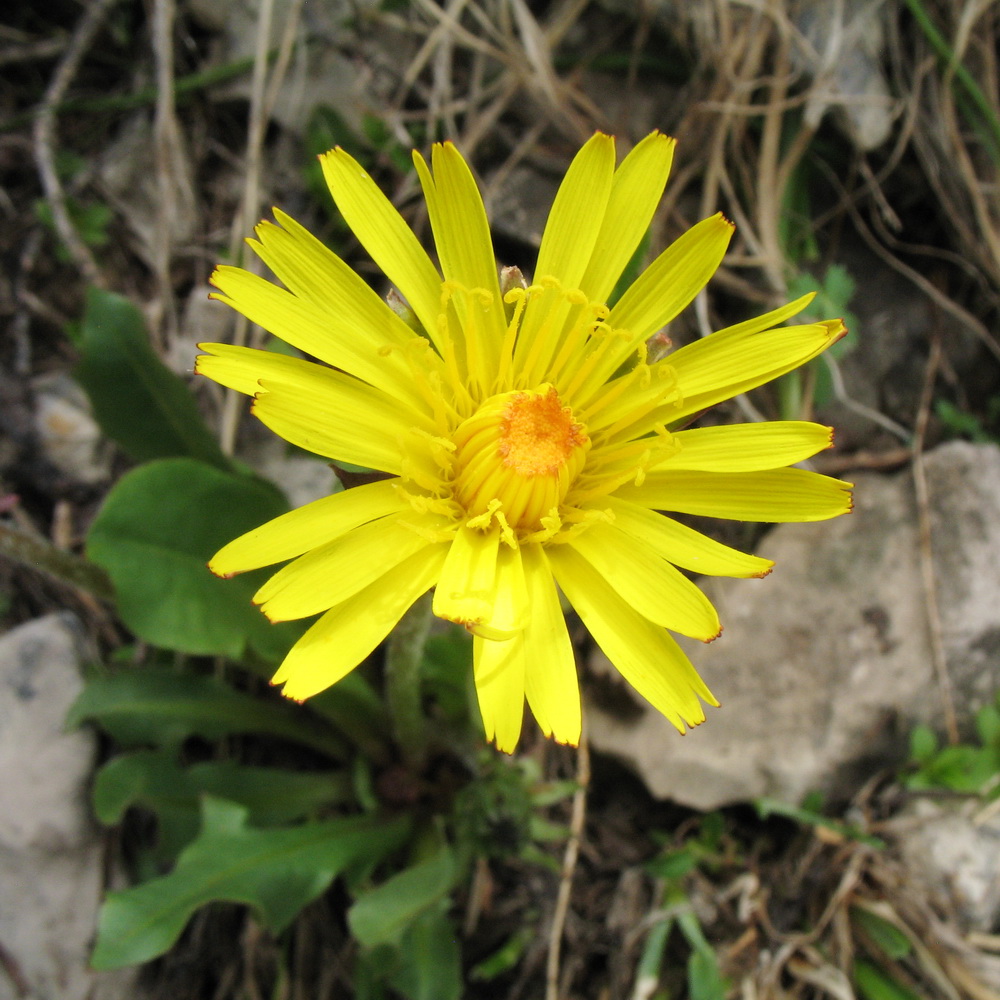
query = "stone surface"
xmin=97 ymin=113 xmax=197 ymax=272
xmin=186 ymin=0 xmax=388 ymax=136
xmin=593 ymin=0 xmax=893 ymax=149
xmin=587 ymin=442 xmax=1000 ymax=809
xmin=32 ymin=373 xmax=112 ymax=487
xmin=891 ymin=799 xmax=1000 ymax=933
xmin=794 ymin=0 xmax=894 ymax=150
xmin=0 ymin=614 xmax=137 ymax=1000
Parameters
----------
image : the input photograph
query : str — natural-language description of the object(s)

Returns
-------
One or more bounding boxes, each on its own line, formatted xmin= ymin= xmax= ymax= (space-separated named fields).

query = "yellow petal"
xmin=587 ymin=213 xmax=733 ymax=393
xmin=534 ymin=132 xmax=616 ymax=288
xmin=480 ymin=541 xmax=529 ymax=640
xmin=548 ymin=544 xmax=717 ymax=732
xmin=209 ymin=479 xmax=405 ymax=577
xmin=255 ymin=513 xmax=440 ymax=622
xmin=582 ymin=294 xmax=818 ymax=433
xmin=600 ymin=496 xmax=773 ymax=578
xmin=617 ymin=467 xmax=854 ymax=522
xmin=663 ymin=422 xmax=834 ymax=472
xmin=522 ymin=544 xmax=581 ymax=746
xmin=596 ymin=321 xmax=845 ymax=443
xmin=320 ymin=147 xmax=443 ymax=347
xmin=250 ymin=363 xmax=432 ymax=474
xmin=661 ymin=320 xmax=845 ymax=430
xmin=196 ymin=342 xmax=323 ymax=396
xmin=272 ymin=545 xmax=447 ymax=701
xmin=472 ymin=632 xmax=526 ymax=753
xmin=470 ymin=542 xmax=530 ymax=751
xmin=568 ymin=522 xmax=721 ymax=640
xmin=413 ymin=144 xmax=505 ymax=384
xmin=709 ymin=292 xmax=816 ymax=340
xmin=209 ymin=266 xmax=429 ymax=410
xmin=246 ymin=210 xmax=438 ymax=402
xmin=432 ymin=523 xmax=502 ymax=633
xmin=578 ymin=131 xmax=676 ymax=304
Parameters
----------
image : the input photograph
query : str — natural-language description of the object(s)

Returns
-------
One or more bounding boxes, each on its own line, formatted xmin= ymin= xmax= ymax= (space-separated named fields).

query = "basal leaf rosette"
xmin=196 ymin=131 xmax=852 ymax=752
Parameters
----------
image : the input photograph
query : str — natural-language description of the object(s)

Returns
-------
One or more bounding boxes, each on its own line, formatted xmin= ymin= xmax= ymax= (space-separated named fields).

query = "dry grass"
xmin=4 ymin=1 xmax=1000 ymax=998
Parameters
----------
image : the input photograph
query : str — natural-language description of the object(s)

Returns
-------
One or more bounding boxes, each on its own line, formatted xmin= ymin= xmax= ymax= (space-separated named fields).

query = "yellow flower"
xmin=197 ymin=131 xmax=852 ymax=752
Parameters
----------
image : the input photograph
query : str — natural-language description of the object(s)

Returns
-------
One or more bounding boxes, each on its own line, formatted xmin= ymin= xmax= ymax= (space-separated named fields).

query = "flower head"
xmin=197 ymin=132 xmax=852 ymax=752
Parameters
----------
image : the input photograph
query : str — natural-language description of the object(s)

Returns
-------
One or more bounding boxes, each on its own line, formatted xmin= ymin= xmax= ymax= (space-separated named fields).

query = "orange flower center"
xmin=452 ymin=385 xmax=590 ymax=532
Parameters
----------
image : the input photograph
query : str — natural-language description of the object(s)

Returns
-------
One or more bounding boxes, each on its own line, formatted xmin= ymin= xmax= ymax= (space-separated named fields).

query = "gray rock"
xmin=891 ymin=799 xmax=1000 ymax=933
xmin=793 ymin=0 xmax=894 ymax=150
xmin=31 ymin=373 xmax=112 ymax=487
xmin=592 ymin=0 xmax=894 ymax=149
xmin=0 ymin=614 xmax=137 ymax=1000
xmin=586 ymin=442 xmax=1000 ymax=809
xmin=186 ymin=0 xmax=389 ymax=136
xmin=97 ymin=113 xmax=197 ymax=273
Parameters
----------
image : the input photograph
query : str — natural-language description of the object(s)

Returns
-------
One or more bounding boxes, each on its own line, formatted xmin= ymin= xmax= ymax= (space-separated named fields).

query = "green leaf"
xmin=74 ymin=289 xmax=231 ymax=469
xmin=935 ymin=399 xmax=993 ymax=443
xmin=91 ymin=797 xmax=409 ymax=969
xmin=646 ymin=847 xmax=698 ymax=882
xmin=93 ymin=749 xmax=352 ymax=860
xmin=851 ymin=907 xmax=913 ymax=960
xmin=86 ymin=457 xmax=301 ymax=660
xmin=975 ymin=704 xmax=1000 ymax=747
xmin=353 ymin=945 xmax=396 ymax=1000
xmin=854 ymin=959 xmax=923 ymax=1000
xmin=388 ymin=906 xmax=462 ymax=1000
xmin=93 ymin=750 xmax=198 ymax=860
xmin=309 ymin=672 xmax=392 ymax=764
xmin=754 ymin=797 xmax=884 ymax=848
xmin=68 ymin=669 xmax=347 ymax=759
xmin=469 ymin=926 xmax=533 ymax=981
xmin=421 ymin=627 xmax=474 ymax=727
xmin=687 ymin=947 xmax=728 ymax=1000
xmin=187 ymin=761 xmax=352 ymax=823
xmin=909 ymin=724 xmax=938 ymax=763
xmin=348 ymin=842 xmax=456 ymax=947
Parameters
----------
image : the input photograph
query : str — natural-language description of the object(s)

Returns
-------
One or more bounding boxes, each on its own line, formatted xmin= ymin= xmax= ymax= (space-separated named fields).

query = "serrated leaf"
xmin=86 ymin=457 xmax=300 ymax=660
xmin=348 ymin=843 xmax=456 ymax=947
xmin=93 ymin=751 xmax=197 ymax=860
xmin=68 ymin=669 xmax=346 ymax=759
xmin=309 ymin=672 xmax=392 ymax=764
xmin=188 ymin=761 xmax=351 ymax=823
xmin=93 ymin=749 xmax=352 ymax=861
xmin=91 ymin=798 xmax=409 ymax=969
xmin=74 ymin=288 xmax=231 ymax=469
xmin=353 ymin=945 xmax=397 ymax=1000
xmin=388 ymin=906 xmax=462 ymax=1000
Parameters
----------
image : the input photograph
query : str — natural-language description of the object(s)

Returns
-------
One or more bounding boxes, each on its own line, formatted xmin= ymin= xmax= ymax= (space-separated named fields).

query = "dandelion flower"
xmin=197 ymin=132 xmax=852 ymax=752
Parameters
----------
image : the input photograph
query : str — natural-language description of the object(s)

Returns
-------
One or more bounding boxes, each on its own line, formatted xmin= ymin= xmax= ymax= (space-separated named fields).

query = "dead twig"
xmin=218 ymin=0 xmax=305 ymax=457
xmin=32 ymin=0 xmax=121 ymax=288
xmin=0 ymin=34 xmax=68 ymax=69
xmin=546 ymin=729 xmax=590 ymax=1000
xmin=152 ymin=0 xmax=196 ymax=351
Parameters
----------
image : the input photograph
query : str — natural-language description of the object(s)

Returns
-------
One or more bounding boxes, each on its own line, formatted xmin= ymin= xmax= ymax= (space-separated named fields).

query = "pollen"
xmin=499 ymin=387 xmax=588 ymax=477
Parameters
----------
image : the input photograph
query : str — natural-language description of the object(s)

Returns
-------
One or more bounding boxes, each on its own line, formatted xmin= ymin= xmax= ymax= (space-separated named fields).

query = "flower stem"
xmin=385 ymin=591 xmax=434 ymax=769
